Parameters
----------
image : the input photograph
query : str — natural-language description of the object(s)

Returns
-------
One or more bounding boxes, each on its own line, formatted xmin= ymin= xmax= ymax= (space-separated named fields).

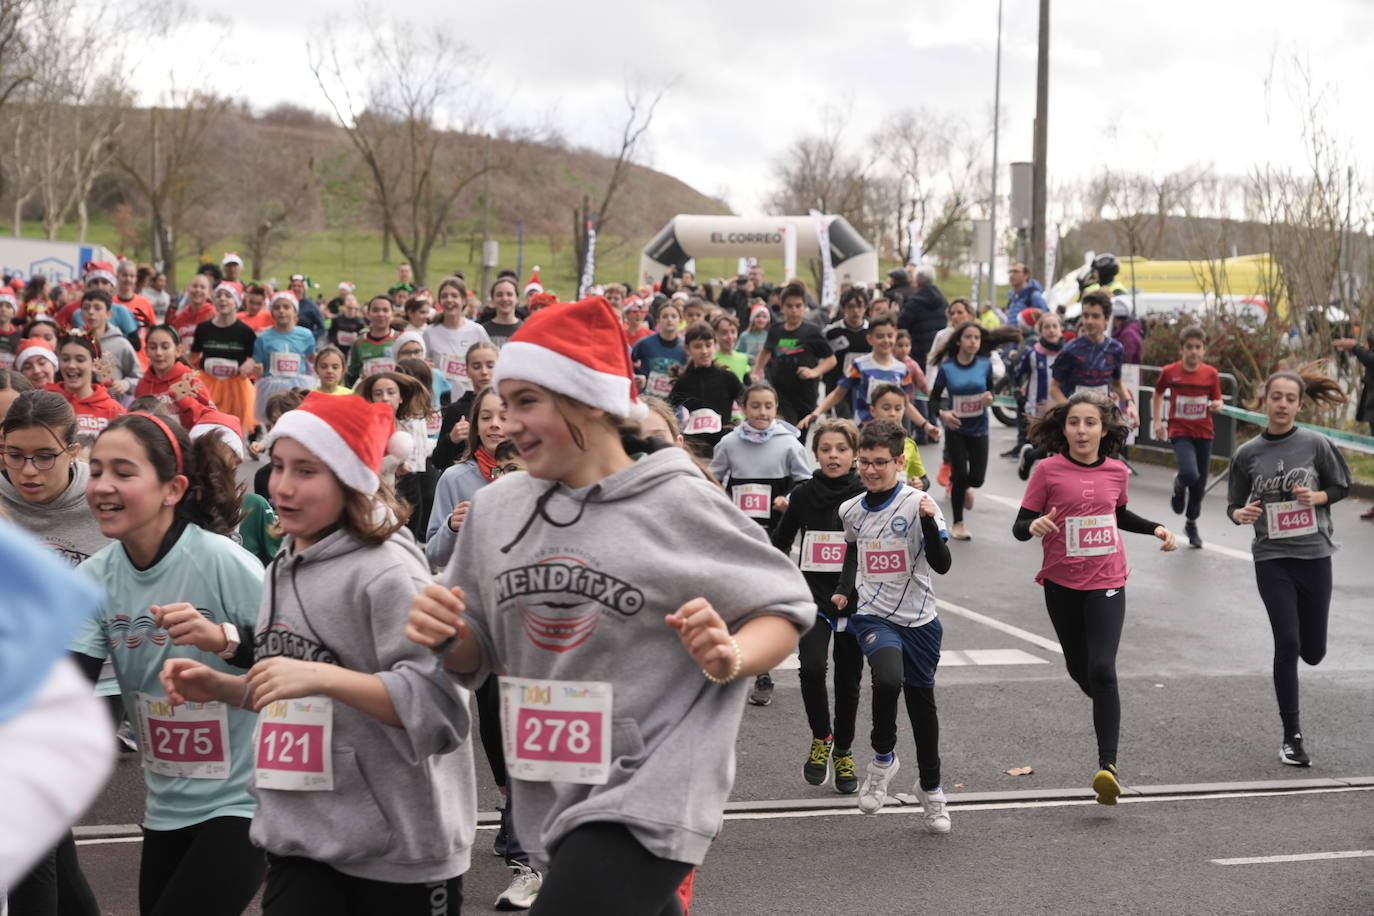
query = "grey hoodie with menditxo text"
xmin=249 ymin=527 xmax=477 ymax=885
xmin=0 ymin=461 xmax=111 ymax=566
xmin=444 ymin=447 xmax=816 ymax=868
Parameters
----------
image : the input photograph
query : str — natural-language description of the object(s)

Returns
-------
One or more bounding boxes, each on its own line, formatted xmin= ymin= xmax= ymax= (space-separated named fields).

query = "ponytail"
xmin=101 ymin=414 xmax=243 ymax=535
xmin=1252 ymin=367 xmax=1348 ymax=411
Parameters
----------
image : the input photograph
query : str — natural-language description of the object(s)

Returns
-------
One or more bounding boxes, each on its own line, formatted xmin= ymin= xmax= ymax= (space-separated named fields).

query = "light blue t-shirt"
xmin=253 ymin=327 xmax=316 ymax=377
xmin=72 ymin=524 xmax=264 ymax=830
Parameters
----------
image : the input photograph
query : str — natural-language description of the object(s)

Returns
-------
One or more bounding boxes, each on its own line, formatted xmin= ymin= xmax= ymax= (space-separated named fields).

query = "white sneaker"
xmin=857 ymin=755 xmax=900 ymax=814
xmin=495 ymin=864 xmax=541 ymax=910
xmin=914 ymin=784 xmax=951 ymax=834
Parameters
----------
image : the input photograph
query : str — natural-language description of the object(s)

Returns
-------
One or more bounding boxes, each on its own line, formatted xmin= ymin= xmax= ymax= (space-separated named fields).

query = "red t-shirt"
xmin=172 ymin=302 xmax=216 ymax=344
xmin=238 ymin=309 xmax=275 ymax=333
xmin=1020 ymin=453 xmax=1130 ymax=591
xmin=1156 ymin=360 xmax=1221 ymax=439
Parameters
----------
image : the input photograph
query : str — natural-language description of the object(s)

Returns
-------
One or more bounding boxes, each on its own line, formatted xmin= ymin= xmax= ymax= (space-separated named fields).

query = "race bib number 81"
xmin=732 ymin=484 xmax=772 ymax=519
xmin=500 ymin=677 xmax=612 ymax=785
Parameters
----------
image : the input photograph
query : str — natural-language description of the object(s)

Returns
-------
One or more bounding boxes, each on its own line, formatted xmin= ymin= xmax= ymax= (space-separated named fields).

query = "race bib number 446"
xmin=1265 ymin=500 xmax=1317 ymax=539
xmin=500 ymin=677 xmax=612 ymax=785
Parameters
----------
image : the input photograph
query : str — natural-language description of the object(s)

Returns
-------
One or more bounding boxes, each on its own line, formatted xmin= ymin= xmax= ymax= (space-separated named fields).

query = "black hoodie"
xmin=772 ymin=468 xmax=865 ymax=613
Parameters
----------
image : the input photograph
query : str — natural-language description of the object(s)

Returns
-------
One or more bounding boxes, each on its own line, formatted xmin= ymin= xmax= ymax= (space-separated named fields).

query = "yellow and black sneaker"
xmin=1092 ymin=764 xmax=1122 ymax=805
xmin=833 ymin=751 xmax=858 ymax=795
xmin=804 ymin=736 xmax=833 ymax=786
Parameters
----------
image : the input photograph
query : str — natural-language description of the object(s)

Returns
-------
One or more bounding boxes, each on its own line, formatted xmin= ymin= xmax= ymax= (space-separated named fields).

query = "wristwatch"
xmin=217 ymin=622 xmax=241 ymax=660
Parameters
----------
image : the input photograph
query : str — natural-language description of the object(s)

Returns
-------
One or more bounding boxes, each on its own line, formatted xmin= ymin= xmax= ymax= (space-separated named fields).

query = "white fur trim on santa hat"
xmin=17 ymin=345 xmax=59 ymax=372
xmin=85 ymin=268 xmax=116 ymax=286
xmin=394 ymin=329 xmax=426 ymax=357
xmin=189 ymin=422 xmax=245 ymax=460
xmin=266 ymin=408 xmax=380 ymax=494
xmin=271 ymin=290 xmax=299 ymax=310
xmin=221 ymin=252 xmax=243 ymax=266
xmin=493 ymin=339 xmax=648 ymax=420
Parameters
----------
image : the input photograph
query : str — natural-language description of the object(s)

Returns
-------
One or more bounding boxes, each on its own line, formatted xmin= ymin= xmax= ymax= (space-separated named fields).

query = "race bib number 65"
xmin=500 ymin=677 xmax=612 ymax=785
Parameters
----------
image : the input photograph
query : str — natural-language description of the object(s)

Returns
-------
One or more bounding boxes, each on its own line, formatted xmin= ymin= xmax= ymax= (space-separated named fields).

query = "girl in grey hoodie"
xmin=408 ymin=297 xmax=815 ymax=916
xmin=161 ymin=393 xmax=476 ymax=915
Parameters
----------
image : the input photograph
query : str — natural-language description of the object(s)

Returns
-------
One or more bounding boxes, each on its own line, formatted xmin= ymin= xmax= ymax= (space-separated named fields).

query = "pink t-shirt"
xmin=1020 ymin=453 xmax=1131 ymax=590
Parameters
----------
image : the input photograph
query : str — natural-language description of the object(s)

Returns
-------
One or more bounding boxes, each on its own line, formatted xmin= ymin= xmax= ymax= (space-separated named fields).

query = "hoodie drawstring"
xmin=500 ymin=481 xmax=604 ymax=554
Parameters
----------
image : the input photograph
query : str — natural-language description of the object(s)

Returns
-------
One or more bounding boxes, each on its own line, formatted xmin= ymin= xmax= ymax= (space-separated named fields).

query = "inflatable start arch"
xmin=638 ymin=214 xmax=879 ymax=288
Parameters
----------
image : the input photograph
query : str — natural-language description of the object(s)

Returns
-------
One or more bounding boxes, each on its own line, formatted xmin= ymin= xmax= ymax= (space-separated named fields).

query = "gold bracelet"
xmin=702 ymin=636 xmax=743 ymax=685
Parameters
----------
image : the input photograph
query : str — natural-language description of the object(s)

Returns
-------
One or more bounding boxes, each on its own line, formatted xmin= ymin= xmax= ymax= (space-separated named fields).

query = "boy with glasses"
xmin=832 ymin=420 xmax=953 ymax=833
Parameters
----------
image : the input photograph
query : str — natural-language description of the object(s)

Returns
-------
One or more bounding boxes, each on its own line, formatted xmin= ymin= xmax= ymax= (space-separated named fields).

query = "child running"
xmin=425 ymin=278 xmax=491 ymax=399
xmin=135 ymin=325 xmax=217 ymax=429
xmin=192 ymin=283 xmax=259 ymax=436
xmin=1226 ymin=371 xmax=1351 ymax=767
xmin=345 ymin=295 xmax=399 ymax=385
xmin=738 ymin=302 xmax=772 ymax=361
xmin=631 ymin=301 xmax=687 ymax=400
xmin=867 ymin=383 xmax=930 ymax=490
xmin=74 ymin=412 xmax=267 ymax=915
xmin=405 ymin=295 xmax=813 ymax=916
xmin=159 ymin=392 xmax=477 ymax=913
xmin=432 ymin=341 xmax=498 ymax=471
xmin=312 ymin=345 xmax=352 ymax=395
xmin=1151 ymin=326 xmax=1224 ymax=548
xmin=1012 ymin=391 xmax=1177 ymax=804
xmin=752 ymin=281 xmax=835 ymax=433
xmin=831 ymin=420 xmax=952 ymax=833
xmin=1015 ymin=310 xmax=1064 ymax=479
xmin=711 ymin=313 xmax=750 ymax=381
xmin=669 ymin=321 xmax=744 ymax=456
xmin=253 ymin=291 xmax=318 ymax=425
xmin=929 ymin=321 xmax=994 ymax=540
xmin=803 ymin=314 xmax=937 ymax=436
xmin=772 ymin=418 xmax=866 ymax=794
xmin=52 ymin=333 xmax=125 ymax=433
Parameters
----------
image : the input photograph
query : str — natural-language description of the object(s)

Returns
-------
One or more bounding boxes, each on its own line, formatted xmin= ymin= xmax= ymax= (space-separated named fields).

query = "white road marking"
xmin=74 ymin=836 xmax=145 ymax=846
xmin=776 ymin=646 xmax=1047 ymax=670
xmin=719 ymin=785 xmax=1372 ymax=822
xmin=936 ymin=599 xmax=1064 ymax=655
xmin=1202 ymin=542 xmax=1253 ymax=562
xmin=976 ymin=491 xmax=1024 ymax=511
xmin=1211 ymin=850 xmax=1374 ymax=866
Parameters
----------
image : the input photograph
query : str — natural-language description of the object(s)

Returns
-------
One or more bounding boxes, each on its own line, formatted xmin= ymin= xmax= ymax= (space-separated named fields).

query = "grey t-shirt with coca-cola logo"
xmin=1227 ymin=427 xmax=1351 ymax=561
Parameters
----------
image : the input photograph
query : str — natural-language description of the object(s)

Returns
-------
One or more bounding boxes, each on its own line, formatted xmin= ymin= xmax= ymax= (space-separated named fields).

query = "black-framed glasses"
xmin=4 ymin=449 xmax=63 ymax=471
xmin=490 ymin=463 xmax=524 ymax=477
xmin=857 ymin=458 xmax=894 ymax=469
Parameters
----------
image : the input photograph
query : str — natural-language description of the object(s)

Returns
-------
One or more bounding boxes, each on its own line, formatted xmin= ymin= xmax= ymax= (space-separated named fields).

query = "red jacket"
xmin=134 ymin=361 xmax=216 ymax=429
xmin=48 ymin=383 xmax=125 ymax=433
xmin=172 ymin=303 xmax=216 ymax=349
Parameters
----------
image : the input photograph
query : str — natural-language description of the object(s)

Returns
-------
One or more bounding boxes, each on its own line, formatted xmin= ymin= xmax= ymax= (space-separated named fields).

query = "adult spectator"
xmin=895 ymin=264 xmax=948 ymax=370
xmin=140 ymin=270 xmax=171 ymax=322
xmin=287 ymin=273 xmax=327 ymax=343
xmin=1006 ymin=261 xmax=1047 ymax=314
xmin=1333 ymin=332 xmax=1374 ymax=520
xmin=113 ymin=260 xmax=157 ymax=330
xmin=1079 ymin=252 xmax=1127 ymax=297
xmin=1110 ymin=296 xmax=1144 ymax=364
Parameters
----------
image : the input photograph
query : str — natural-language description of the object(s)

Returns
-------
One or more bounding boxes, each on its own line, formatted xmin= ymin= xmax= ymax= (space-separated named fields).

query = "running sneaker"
xmin=1016 ymin=444 xmax=1034 ymax=481
xmin=495 ymin=864 xmax=541 ymax=910
xmin=833 ymin=751 xmax=858 ymax=794
xmin=1185 ymin=520 xmax=1203 ymax=548
xmin=116 ymin=720 xmax=138 ymax=754
xmin=999 ymin=444 xmax=1023 ymax=458
xmin=857 ymin=756 xmax=900 ymax=814
xmin=804 ymin=737 xmax=833 ymax=785
xmin=1280 ymin=734 xmax=1311 ymax=767
xmin=748 ymin=673 xmax=774 ymax=707
xmin=1092 ymin=764 xmax=1122 ymax=805
xmin=1171 ymin=477 xmax=1186 ymax=515
xmin=937 ymin=462 xmax=951 ymax=489
xmin=1361 ymin=504 xmax=1374 ymax=520
xmin=950 ymin=522 xmax=971 ymax=541
xmin=913 ymin=784 xmax=952 ymax=834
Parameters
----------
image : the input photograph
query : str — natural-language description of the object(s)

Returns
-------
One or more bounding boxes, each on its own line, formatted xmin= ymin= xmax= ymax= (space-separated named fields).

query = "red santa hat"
xmin=265 ymin=392 xmax=412 ymax=495
xmin=221 ymin=252 xmax=243 ymax=267
xmin=493 ymin=296 xmax=647 ymax=420
xmin=84 ymin=261 xmax=116 ymax=286
xmin=0 ymin=289 xmax=16 ymax=307
xmin=189 ymin=409 xmax=245 ymax=461
xmin=523 ymin=266 xmax=543 ymax=295
xmin=16 ymin=339 xmax=59 ymax=373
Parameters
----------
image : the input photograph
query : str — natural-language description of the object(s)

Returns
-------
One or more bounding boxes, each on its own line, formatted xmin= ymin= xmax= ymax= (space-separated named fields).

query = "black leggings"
xmin=945 ymin=432 xmax=988 ymax=523
xmin=797 ymin=614 xmax=864 ymax=751
xmin=529 ymin=823 xmax=693 ymax=916
xmin=262 ymin=855 xmax=461 ymax=915
xmin=868 ymin=647 xmax=941 ymax=791
xmin=8 ymin=831 xmax=100 ymax=916
xmin=475 ymin=674 xmax=531 ymax=868
xmin=1255 ymin=556 xmax=1332 ymax=736
xmin=1043 ymin=579 xmax=1126 ymax=769
xmin=140 ymin=817 xmax=265 ymax=916
xmin=1170 ymin=436 xmax=1213 ymax=520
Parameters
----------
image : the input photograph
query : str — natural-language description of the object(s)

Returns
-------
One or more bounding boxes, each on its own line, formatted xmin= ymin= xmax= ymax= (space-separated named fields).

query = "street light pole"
xmin=988 ymin=0 xmax=1004 ymax=311
xmin=1031 ymin=0 xmax=1050 ymax=283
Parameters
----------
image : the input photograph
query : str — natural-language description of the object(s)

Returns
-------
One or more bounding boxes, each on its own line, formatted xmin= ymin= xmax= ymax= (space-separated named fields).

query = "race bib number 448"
xmin=500 ymin=677 xmax=612 ymax=785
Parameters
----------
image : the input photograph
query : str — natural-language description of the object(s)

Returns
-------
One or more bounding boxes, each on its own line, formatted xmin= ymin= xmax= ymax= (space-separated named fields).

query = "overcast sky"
xmin=133 ymin=0 xmax=1373 ymax=218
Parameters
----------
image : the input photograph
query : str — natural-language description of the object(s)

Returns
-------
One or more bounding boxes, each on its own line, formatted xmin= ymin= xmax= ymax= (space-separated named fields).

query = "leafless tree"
xmin=572 ymin=79 xmax=672 ymax=281
xmin=309 ymin=11 xmax=495 ymax=287
xmin=878 ymin=108 xmax=986 ymax=264
xmin=0 ymin=0 xmax=37 ymax=111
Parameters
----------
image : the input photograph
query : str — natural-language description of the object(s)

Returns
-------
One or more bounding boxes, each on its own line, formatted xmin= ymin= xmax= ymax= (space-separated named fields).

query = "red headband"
xmin=133 ymin=412 xmax=183 ymax=475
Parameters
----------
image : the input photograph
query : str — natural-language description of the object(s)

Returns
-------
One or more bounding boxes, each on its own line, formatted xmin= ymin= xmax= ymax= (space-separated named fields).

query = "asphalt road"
xmin=65 ymin=423 xmax=1374 ymax=914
